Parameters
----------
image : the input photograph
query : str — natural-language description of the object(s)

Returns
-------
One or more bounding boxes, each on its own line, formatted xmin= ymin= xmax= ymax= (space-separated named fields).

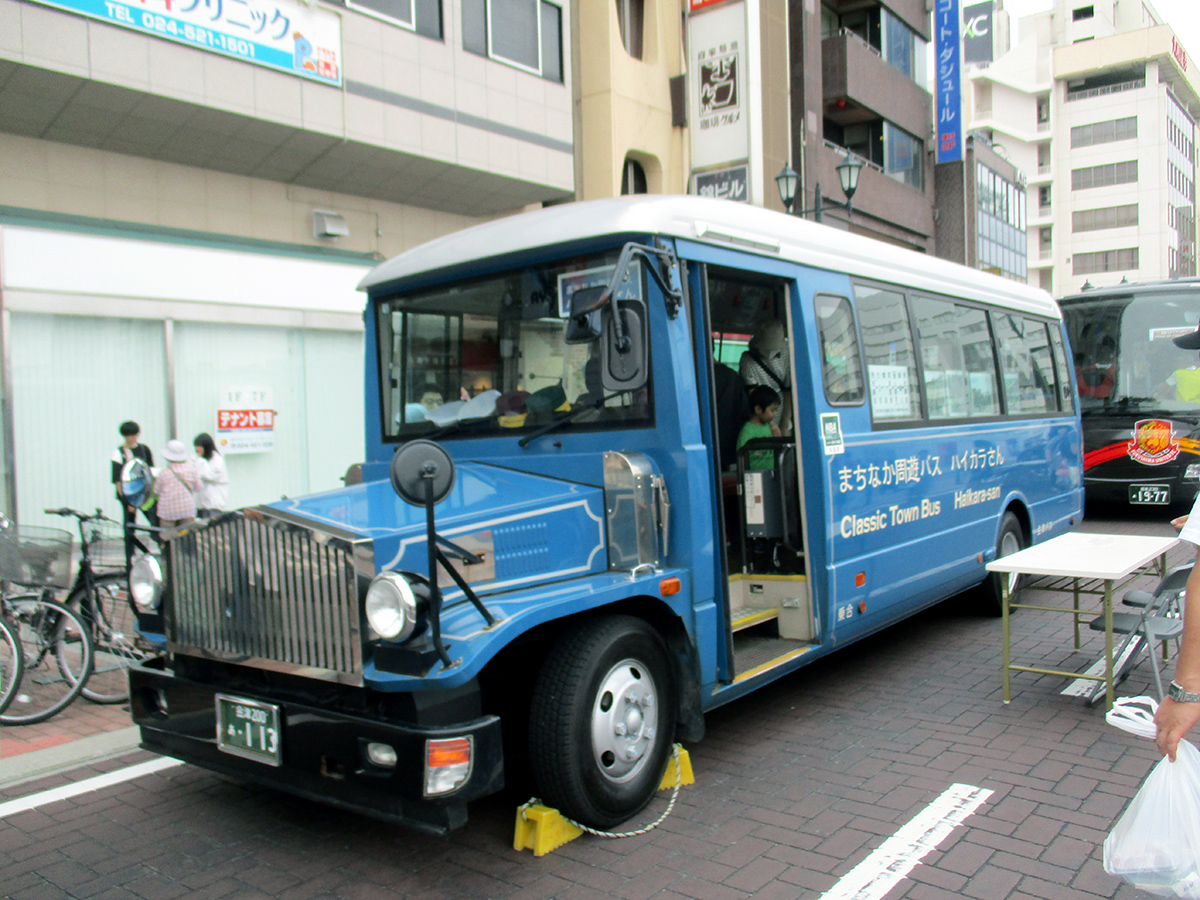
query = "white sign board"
xmin=218 ymin=387 xmax=275 ymax=454
xmin=688 ymin=2 xmax=749 ymax=171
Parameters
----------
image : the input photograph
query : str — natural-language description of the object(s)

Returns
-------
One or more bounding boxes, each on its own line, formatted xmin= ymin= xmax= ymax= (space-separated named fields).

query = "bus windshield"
xmin=374 ymin=249 xmax=652 ymax=441
xmin=1063 ymin=291 xmax=1200 ymax=419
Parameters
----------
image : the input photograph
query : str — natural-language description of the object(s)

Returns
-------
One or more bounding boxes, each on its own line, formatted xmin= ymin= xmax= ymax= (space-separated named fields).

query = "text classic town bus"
xmin=1059 ymin=278 xmax=1200 ymax=509
xmin=128 ymin=196 xmax=1084 ymax=833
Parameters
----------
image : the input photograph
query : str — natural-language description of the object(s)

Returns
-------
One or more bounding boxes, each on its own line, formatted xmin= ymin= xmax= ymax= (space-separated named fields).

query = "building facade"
xmin=965 ymin=0 xmax=1200 ymax=296
xmin=572 ymin=1 xmax=938 ymax=254
xmin=0 ymin=0 xmax=574 ymax=523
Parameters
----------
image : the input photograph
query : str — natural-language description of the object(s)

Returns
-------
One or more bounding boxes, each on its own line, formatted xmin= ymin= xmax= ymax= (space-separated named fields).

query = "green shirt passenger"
xmin=736 ymin=385 xmax=781 ymax=471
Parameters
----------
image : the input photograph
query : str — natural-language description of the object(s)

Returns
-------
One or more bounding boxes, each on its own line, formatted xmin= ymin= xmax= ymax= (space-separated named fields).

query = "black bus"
xmin=1060 ymin=278 xmax=1200 ymax=509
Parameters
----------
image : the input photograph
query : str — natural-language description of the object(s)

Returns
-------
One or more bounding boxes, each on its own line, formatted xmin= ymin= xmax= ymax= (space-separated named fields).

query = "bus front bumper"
xmin=128 ymin=660 xmax=504 ymax=835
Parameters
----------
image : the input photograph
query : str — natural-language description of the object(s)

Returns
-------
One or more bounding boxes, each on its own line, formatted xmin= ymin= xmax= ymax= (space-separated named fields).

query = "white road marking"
xmin=0 ymin=757 xmax=183 ymax=818
xmin=818 ymin=783 xmax=993 ymax=900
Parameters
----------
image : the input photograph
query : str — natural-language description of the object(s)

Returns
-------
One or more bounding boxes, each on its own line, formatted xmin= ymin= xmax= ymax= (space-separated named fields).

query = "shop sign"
xmin=218 ymin=387 xmax=275 ymax=454
xmin=934 ymin=0 xmax=963 ymax=163
xmin=28 ymin=0 xmax=342 ymax=86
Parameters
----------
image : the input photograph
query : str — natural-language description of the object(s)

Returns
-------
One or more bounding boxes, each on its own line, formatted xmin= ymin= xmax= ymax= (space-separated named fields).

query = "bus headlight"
xmin=365 ymin=572 xmax=419 ymax=641
xmin=129 ymin=555 xmax=163 ymax=611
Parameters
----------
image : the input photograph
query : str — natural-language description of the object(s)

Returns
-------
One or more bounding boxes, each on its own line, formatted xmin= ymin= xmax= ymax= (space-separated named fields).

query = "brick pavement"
xmin=0 ymin=510 xmax=1191 ymax=900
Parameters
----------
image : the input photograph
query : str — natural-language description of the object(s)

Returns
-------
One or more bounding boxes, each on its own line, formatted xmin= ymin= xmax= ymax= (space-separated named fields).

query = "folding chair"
xmin=1087 ymin=563 xmax=1191 ymax=700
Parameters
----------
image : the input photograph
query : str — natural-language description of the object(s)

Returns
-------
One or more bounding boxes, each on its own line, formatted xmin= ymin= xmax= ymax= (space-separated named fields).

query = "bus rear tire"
xmin=979 ymin=511 xmax=1026 ymax=616
xmin=528 ymin=615 xmax=677 ymax=829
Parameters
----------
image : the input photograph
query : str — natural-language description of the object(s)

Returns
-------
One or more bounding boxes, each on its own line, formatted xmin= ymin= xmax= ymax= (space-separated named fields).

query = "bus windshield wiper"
xmin=518 ymin=392 xmax=624 ymax=448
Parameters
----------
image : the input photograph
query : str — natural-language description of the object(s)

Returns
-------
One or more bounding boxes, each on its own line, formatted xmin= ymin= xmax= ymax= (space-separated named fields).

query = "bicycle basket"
xmin=0 ymin=524 xmax=73 ymax=588
xmin=85 ymin=519 xmax=128 ymax=571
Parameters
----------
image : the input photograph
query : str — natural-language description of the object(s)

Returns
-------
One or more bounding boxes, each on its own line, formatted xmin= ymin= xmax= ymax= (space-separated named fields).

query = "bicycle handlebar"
xmin=44 ymin=507 xmax=115 ymax=523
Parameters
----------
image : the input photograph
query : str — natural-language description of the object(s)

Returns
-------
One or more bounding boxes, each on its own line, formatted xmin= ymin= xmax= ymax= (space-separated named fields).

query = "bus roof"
xmin=1058 ymin=277 xmax=1200 ymax=304
xmin=361 ymin=195 xmax=1059 ymax=318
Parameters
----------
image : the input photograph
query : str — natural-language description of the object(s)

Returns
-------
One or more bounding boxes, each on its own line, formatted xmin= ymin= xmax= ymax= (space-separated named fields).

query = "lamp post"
xmin=775 ymin=155 xmax=864 ymax=223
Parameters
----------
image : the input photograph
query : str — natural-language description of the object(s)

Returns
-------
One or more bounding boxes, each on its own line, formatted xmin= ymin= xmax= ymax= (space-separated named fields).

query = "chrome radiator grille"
xmin=167 ymin=511 xmax=369 ymax=684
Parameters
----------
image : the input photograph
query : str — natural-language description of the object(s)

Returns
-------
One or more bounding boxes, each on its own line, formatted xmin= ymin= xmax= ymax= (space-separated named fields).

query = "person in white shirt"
xmin=192 ymin=432 xmax=229 ymax=519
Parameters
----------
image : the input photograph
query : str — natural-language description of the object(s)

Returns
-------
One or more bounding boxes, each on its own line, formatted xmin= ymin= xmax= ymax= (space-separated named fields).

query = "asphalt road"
xmin=0 ymin=506 xmax=1190 ymax=900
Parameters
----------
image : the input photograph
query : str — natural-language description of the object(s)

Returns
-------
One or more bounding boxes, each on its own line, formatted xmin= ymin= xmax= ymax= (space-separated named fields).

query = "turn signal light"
xmin=425 ymin=737 xmax=473 ymax=796
xmin=660 ymin=577 xmax=681 ymax=596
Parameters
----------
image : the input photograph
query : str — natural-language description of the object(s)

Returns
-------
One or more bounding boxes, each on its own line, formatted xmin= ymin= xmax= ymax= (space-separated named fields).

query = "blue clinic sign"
xmin=28 ymin=0 xmax=342 ymax=86
xmin=934 ymin=0 xmax=963 ymax=163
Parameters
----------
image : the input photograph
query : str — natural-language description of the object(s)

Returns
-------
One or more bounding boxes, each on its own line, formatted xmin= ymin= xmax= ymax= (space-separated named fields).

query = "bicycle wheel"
xmin=68 ymin=574 xmax=147 ymax=703
xmin=0 ymin=595 xmax=93 ymax=725
xmin=0 ymin=614 xmax=23 ymax=716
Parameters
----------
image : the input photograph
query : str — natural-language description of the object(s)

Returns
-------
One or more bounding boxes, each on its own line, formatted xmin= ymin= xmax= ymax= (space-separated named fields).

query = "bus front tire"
xmin=980 ymin=511 xmax=1026 ymax=616
xmin=528 ymin=615 xmax=677 ymax=829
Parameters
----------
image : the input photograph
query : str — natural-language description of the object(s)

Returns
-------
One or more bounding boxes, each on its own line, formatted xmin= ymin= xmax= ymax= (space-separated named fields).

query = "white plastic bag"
xmin=1104 ymin=697 xmax=1200 ymax=898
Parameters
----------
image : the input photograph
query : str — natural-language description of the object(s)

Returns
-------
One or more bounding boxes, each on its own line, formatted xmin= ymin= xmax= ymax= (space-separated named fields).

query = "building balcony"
xmin=0 ymin=0 xmax=574 ymax=215
xmin=821 ymin=29 xmax=931 ymax=143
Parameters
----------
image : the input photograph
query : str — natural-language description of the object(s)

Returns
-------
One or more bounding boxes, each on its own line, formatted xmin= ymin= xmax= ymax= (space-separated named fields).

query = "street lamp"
xmin=775 ymin=155 xmax=865 ymax=223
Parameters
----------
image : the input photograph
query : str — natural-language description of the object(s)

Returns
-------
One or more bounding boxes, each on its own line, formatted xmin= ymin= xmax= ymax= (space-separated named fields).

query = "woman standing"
xmin=192 ymin=433 xmax=230 ymax=519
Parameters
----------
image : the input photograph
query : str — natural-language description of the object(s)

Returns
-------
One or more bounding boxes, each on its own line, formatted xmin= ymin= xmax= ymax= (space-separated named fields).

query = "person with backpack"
xmin=111 ymin=420 xmax=159 ymax=568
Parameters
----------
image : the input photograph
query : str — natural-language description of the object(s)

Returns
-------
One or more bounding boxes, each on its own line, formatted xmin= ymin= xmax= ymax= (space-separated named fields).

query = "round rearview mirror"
xmin=390 ymin=439 xmax=455 ymax=507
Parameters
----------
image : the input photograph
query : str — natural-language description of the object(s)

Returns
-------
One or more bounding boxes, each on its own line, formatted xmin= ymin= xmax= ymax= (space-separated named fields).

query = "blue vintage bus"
xmin=129 ymin=196 xmax=1084 ymax=833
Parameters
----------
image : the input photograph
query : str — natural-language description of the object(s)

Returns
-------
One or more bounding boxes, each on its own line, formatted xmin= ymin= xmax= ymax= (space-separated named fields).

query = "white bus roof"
xmin=361 ymin=195 xmax=1059 ymax=318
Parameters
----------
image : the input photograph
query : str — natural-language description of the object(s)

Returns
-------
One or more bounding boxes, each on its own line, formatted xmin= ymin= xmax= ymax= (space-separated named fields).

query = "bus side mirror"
xmin=601 ymin=300 xmax=648 ymax=392
xmin=565 ymin=286 xmax=605 ymax=344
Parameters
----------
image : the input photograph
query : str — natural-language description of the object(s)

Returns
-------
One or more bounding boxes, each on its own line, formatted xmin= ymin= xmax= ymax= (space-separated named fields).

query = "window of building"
xmin=883 ymin=122 xmax=923 ymax=189
xmin=1073 ymin=5 xmax=1095 ymax=20
xmin=1070 ymin=116 xmax=1137 ymax=148
xmin=1073 ymin=248 xmax=1139 ymax=275
xmin=853 ymin=284 xmax=921 ymax=421
xmin=914 ymin=296 xmax=1000 ymax=418
xmin=615 ymin=0 xmax=643 ymax=59
xmin=881 ymin=8 xmax=927 ymax=84
xmin=621 ymin=157 xmax=647 ymax=194
xmin=1071 ymin=161 xmax=1138 ymax=190
xmin=344 ymin=0 xmax=443 ymax=37
xmin=463 ymin=0 xmax=564 ymax=82
xmin=1072 ymin=205 xmax=1138 ymax=232
xmin=1036 ymin=95 xmax=1050 ymax=124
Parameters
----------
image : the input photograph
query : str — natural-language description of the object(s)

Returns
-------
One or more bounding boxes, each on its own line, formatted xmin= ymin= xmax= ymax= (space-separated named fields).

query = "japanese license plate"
xmin=1129 ymin=484 xmax=1170 ymax=505
xmin=216 ymin=695 xmax=281 ymax=766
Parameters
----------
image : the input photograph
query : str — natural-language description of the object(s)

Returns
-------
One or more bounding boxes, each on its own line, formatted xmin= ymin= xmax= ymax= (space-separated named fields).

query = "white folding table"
xmin=986 ymin=532 xmax=1178 ymax=710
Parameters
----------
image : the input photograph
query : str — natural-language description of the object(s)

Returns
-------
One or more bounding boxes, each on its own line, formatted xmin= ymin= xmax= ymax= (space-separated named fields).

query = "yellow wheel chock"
xmin=514 ymin=747 xmax=694 ymax=856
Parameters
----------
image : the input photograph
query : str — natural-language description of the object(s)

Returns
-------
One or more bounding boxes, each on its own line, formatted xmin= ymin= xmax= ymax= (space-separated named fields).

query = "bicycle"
xmin=45 ymin=507 xmax=152 ymax=704
xmin=0 ymin=515 xmax=94 ymax=725
xmin=0 ymin=613 xmax=22 ymax=716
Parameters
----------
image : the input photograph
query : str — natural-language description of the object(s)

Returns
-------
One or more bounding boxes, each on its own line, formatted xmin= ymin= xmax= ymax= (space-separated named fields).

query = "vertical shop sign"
xmin=217 ymin=387 xmax=275 ymax=454
xmin=689 ymin=2 xmax=749 ymax=172
xmin=934 ymin=0 xmax=963 ymax=163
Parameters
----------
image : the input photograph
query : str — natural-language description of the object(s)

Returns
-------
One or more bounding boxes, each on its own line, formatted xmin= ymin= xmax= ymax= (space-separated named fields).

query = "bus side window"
xmin=992 ymin=313 xmax=1057 ymax=414
xmin=851 ymin=284 xmax=921 ymax=420
xmin=913 ymin=296 xmax=999 ymax=418
xmin=1046 ymin=325 xmax=1076 ymax=413
xmin=814 ymin=294 xmax=864 ymax=404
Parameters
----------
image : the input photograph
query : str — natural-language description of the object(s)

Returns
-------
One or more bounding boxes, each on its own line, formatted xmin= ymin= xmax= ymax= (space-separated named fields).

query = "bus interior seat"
xmin=713 ymin=362 xmax=750 ymax=471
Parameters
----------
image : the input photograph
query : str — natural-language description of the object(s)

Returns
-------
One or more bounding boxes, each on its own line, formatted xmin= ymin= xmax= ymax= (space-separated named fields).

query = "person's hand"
xmin=1155 ymin=696 xmax=1200 ymax=760
xmin=770 ymin=423 xmax=781 ymax=438
xmin=1173 ymin=515 xmax=1189 ymax=533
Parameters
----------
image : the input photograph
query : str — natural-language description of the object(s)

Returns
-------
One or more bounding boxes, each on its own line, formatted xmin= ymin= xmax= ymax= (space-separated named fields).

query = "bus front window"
xmin=1064 ymin=296 xmax=1200 ymax=417
xmin=375 ymin=253 xmax=652 ymax=441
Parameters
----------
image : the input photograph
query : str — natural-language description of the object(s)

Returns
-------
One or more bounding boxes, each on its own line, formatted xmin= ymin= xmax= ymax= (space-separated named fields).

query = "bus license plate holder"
xmin=1129 ymin=484 xmax=1170 ymax=505
xmin=216 ymin=695 xmax=281 ymax=766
